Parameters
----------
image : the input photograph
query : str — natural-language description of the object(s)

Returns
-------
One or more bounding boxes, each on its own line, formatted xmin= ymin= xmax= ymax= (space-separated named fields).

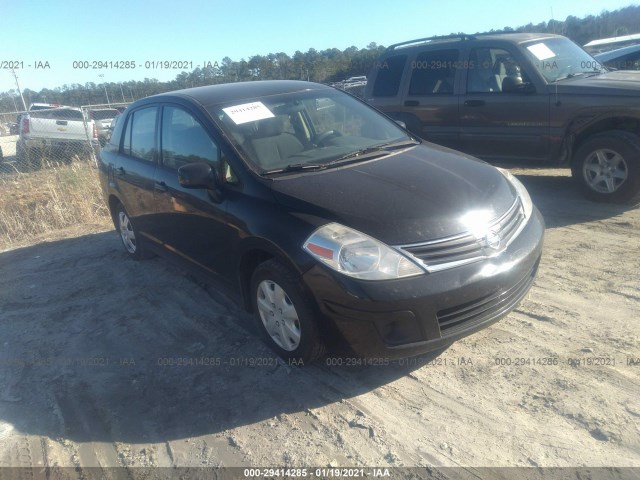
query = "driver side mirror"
xmin=502 ymin=78 xmax=536 ymax=94
xmin=395 ymin=120 xmax=407 ymax=129
xmin=178 ymin=162 xmax=220 ymax=189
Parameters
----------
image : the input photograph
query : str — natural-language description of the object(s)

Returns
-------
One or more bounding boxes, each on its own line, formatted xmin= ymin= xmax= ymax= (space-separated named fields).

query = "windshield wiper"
xmin=261 ymin=163 xmax=327 ymax=175
xmin=328 ymin=139 xmax=419 ymax=165
xmin=554 ymin=70 xmax=604 ymax=82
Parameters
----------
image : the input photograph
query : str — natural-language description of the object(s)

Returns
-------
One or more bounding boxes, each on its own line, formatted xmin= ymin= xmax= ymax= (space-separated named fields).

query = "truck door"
xmin=459 ymin=46 xmax=549 ymax=162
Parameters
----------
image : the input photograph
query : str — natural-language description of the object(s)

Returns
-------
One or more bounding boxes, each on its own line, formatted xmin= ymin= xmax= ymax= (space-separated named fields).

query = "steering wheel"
xmin=315 ymin=130 xmax=342 ymax=145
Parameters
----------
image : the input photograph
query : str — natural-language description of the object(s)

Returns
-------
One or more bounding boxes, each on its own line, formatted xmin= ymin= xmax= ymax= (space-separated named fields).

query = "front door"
xmin=459 ymin=46 xmax=549 ymax=162
xmin=151 ymin=104 xmax=234 ymax=279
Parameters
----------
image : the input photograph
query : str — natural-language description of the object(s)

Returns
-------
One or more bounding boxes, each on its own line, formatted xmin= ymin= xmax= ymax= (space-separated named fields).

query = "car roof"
xmin=148 ymin=80 xmax=333 ymax=107
xmin=386 ymin=33 xmax=565 ymax=52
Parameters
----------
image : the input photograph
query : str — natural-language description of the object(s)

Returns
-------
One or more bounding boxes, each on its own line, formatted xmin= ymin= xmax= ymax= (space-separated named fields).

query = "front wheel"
xmin=250 ymin=260 xmax=325 ymax=364
xmin=571 ymin=131 xmax=640 ymax=203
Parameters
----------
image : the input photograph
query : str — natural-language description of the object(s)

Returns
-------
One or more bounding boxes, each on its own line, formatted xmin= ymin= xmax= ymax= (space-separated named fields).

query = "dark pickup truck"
xmin=365 ymin=33 xmax=640 ymax=202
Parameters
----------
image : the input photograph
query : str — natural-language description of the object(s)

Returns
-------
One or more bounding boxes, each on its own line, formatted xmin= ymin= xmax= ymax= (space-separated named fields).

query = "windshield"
xmin=210 ymin=89 xmax=413 ymax=173
xmin=522 ymin=37 xmax=605 ymax=83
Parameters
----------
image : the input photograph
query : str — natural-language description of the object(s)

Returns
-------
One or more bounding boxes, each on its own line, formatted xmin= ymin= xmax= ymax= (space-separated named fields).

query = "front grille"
xmin=437 ymin=258 xmax=539 ymax=335
xmin=398 ymin=198 xmax=524 ymax=272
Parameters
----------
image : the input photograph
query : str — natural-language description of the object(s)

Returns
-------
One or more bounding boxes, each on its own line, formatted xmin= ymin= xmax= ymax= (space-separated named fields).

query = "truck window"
xmin=467 ymin=48 xmax=529 ymax=93
xmin=408 ymin=49 xmax=458 ymax=95
xmin=372 ymin=55 xmax=407 ymax=97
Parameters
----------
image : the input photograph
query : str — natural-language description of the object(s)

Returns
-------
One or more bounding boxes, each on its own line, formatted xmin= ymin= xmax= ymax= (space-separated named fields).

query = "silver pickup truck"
xmin=16 ymin=107 xmax=99 ymax=170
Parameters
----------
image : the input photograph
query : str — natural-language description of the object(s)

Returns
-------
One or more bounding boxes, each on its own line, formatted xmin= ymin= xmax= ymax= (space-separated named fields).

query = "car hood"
xmin=269 ymin=143 xmax=517 ymax=245
xmin=555 ymin=70 xmax=640 ymax=96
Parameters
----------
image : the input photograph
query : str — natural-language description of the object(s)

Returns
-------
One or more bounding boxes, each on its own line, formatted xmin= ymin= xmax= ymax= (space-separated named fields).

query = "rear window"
xmin=30 ymin=108 xmax=84 ymax=121
xmin=372 ymin=55 xmax=407 ymax=97
xmin=92 ymin=109 xmax=119 ymax=120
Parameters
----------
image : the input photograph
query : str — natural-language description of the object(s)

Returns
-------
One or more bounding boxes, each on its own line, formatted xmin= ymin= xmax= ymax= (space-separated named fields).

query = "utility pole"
xmin=10 ymin=93 xmax=18 ymax=112
xmin=98 ymin=74 xmax=111 ymax=105
xmin=11 ymin=69 xmax=27 ymax=110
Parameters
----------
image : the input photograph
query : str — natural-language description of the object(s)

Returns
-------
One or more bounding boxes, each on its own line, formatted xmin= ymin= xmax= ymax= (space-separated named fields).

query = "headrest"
xmin=254 ymin=116 xmax=287 ymax=138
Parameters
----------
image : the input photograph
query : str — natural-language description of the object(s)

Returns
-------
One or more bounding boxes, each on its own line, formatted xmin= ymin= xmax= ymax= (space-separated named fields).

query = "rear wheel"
xmin=250 ymin=259 xmax=325 ymax=364
xmin=572 ymin=131 xmax=640 ymax=203
xmin=114 ymin=203 xmax=153 ymax=260
xmin=16 ymin=143 xmax=42 ymax=171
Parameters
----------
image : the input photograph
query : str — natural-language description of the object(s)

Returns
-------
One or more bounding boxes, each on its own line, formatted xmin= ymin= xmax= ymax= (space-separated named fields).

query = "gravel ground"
xmin=0 ymin=166 xmax=638 ymax=478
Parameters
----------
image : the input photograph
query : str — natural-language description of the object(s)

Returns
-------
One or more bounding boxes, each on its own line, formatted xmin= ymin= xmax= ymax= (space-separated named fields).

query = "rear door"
xmin=111 ymin=105 xmax=159 ymax=234
xmin=399 ymin=48 xmax=460 ymax=148
xmin=458 ymin=45 xmax=550 ymax=161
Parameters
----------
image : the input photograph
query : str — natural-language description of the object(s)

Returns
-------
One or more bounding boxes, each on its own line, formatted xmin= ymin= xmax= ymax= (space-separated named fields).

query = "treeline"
xmin=1 ymin=5 xmax=639 ymax=112
xmin=487 ymin=4 xmax=640 ymax=46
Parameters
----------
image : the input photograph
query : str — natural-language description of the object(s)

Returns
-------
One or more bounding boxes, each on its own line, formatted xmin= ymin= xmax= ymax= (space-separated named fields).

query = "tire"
xmin=27 ymin=147 xmax=43 ymax=171
xmin=16 ymin=143 xmax=39 ymax=172
xmin=571 ymin=131 xmax=640 ymax=203
xmin=250 ymin=259 xmax=325 ymax=364
xmin=113 ymin=202 xmax=153 ymax=260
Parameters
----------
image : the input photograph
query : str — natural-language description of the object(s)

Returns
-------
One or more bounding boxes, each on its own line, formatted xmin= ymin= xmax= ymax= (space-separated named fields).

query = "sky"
xmin=0 ymin=0 xmax=638 ymax=98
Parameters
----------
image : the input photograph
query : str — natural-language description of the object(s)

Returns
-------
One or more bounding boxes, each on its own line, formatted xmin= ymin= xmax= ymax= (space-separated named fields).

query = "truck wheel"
xmin=28 ymin=148 xmax=43 ymax=171
xmin=17 ymin=144 xmax=41 ymax=172
xmin=250 ymin=259 xmax=325 ymax=364
xmin=572 ymin=131 xmax=640 ymax=203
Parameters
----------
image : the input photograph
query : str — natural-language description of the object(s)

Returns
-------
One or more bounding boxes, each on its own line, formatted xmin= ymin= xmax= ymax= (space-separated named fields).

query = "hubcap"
xmin=256 ymin=280 xmax=301 ymax=351
xmin=583 ymin=148 xmax=628 ymax=194
xmin=118 ymin=211 xmax=137 ymax=254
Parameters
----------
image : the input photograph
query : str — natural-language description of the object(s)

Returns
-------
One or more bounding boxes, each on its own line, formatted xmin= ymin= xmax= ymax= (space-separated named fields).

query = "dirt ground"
xmin=0 ymin=166 xmax=638 ymax=477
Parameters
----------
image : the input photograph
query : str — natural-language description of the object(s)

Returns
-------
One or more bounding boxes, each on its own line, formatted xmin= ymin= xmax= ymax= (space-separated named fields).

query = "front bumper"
xmin=302 ymin=207 xmax=545 ymax=359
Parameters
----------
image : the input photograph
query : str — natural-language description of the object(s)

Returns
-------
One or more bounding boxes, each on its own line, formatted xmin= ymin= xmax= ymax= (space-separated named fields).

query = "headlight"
xmin=303 ymin=223 xmax=425 ymax=280
xmin=497 ymin=168 xmax=533 ymax=220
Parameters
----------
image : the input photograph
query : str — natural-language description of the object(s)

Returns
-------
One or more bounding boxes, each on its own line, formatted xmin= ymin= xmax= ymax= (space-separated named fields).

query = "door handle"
xmin=404 ymin=100 xmax=420 ymax=107
xmin=464 ymin=100 xmax=486 ymax=107
xmin=154 ymin=181 xmax=169 ymax=193
xmin=115 ymin=166 xmax=125 ymax=176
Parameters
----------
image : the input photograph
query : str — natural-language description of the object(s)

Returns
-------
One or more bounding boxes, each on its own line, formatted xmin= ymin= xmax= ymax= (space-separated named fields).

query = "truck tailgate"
xmin=27 ymin=109 xmax=90 ymax=141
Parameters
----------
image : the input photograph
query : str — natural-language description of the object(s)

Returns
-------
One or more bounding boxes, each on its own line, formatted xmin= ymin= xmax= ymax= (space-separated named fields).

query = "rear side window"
xmin=122 ymin=107 xmax=157 ymax=161
xmin=408 ymin=49 xmax=458 ymax=95
xmin=372 ymin=55 xmax=407 ymax=97
xmin=161 ymin=106 xmax=219 ymax=170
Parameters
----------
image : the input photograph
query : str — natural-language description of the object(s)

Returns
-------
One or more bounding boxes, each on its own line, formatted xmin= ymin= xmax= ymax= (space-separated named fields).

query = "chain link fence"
xmin=0 ymin=102 xmax=130 ymax=173
xmin=0 ymin=103 xmax=130 ymax=248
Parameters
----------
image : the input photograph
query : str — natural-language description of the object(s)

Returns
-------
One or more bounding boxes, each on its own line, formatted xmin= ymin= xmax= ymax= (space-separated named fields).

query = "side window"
xmin=467 ymin=47 xmax=530 ymax=93
xmin=372 ymin=55 xmax=407 ymax=97
xmin=123 ymin=107 xmax=157 ymax=161
xmin=161 ymin=106 xmax=219 ymax=170
xmin=408 ymin=49 xmax=458 ymax=95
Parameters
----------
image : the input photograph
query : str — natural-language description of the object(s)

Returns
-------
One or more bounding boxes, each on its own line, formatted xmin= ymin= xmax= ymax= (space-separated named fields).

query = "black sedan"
xmin=98 ymin=80 xmax=544 ymax=363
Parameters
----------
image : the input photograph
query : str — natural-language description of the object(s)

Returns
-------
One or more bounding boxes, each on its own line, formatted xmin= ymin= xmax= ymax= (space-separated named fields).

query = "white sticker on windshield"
xmin=222 ymin=102 xmax=274 ymax=125
xmin=526 ymin=43 xmax=556 ymax=61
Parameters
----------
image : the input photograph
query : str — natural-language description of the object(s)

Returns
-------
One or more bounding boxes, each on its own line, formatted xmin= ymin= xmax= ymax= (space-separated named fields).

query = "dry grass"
xmin=0 ymin=161 xmax=112 ymax=250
